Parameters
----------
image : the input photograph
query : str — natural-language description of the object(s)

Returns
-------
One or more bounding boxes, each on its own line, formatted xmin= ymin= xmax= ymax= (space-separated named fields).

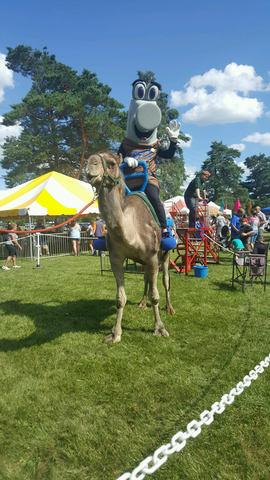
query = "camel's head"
xmin=86 ymin=151 xmax=122 ymax=188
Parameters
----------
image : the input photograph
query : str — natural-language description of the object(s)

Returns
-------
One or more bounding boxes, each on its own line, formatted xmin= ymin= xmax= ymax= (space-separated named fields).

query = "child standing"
xmin=2 ymin=223 xmax=22 ymax=270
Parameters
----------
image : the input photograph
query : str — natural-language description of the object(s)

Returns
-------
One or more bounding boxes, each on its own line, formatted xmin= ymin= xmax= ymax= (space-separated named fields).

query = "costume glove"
xmin=124 ymin=156 xmax=138 ymax=168
xmin=166 ymin=119 xmax=180 ymax=143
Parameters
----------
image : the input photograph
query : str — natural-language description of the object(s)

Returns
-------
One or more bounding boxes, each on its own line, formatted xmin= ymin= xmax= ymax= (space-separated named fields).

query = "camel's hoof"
xmin=154 ymin=328 xmax=169 ymax=337
xmin=166 ymin=305 xmax=175 ymax=315
xmin=138 ymin=301 xmax=147 ymax=310
xmin=104 ymin=333 xmax=121 ymax=345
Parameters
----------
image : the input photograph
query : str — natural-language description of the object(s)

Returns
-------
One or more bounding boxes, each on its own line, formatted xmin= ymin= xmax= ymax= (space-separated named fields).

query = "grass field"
xmin=0 ymin=251 xmax=269 ymax=480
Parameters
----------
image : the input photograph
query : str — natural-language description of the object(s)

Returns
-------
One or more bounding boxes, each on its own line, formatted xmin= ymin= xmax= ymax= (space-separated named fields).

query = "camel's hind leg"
xmin=106 ymin=257 xmax=126 ymax=344
xmin=146 ymin=261 xmax=169 ymax=337
xmin=138 ymin=272 xmax=149 ymax=309
xmin=161 ymin=252 xmax=175 ymax=315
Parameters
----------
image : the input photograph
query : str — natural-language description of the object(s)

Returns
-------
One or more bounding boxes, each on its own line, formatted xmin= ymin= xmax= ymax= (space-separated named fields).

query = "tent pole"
xmin=29 ymin=214 xmax=33 ymax=260
xmin=36 ymin=233 xmax=41 ymax=268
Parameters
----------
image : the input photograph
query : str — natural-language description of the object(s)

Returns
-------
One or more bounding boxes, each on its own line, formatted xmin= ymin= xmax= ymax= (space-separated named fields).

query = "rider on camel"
xmin=118 ymin=79 xmax=181 ymax=238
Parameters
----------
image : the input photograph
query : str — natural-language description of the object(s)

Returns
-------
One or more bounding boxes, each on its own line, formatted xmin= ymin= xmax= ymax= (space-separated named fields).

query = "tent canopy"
xmin=164 ymin=196 xmax=186 ymax=215
xmin=207 ymin=201 xmax=220 ymax=215
xmin=0 ymin=171 xmax=99 ymax=217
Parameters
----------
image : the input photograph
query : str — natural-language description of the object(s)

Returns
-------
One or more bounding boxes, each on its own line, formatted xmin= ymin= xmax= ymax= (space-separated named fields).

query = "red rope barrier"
xmin=0 ymin=196 xmax=98 ymax=234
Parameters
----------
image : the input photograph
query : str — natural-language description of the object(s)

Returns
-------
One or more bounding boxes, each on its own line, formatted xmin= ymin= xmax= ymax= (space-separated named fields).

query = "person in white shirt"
xmin=216 ymin=212 xmax=227 ymax=240
xmin=69 ymin=221 xmax=81 ymax=256
xmin=254 ymin=205 xmax=267 ymax=240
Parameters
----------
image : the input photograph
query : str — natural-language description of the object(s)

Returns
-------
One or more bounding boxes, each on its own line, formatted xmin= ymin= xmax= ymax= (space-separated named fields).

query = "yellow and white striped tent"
xmin=0 ymin=171 xmax=99 ymax=217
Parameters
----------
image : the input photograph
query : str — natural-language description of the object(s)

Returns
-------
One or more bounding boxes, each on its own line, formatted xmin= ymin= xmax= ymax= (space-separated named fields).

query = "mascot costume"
xmin=118 ymin=79 xmax=180 ymax=239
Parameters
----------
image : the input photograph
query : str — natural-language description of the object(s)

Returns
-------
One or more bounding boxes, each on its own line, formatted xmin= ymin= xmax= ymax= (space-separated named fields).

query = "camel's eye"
xmin=107 ymin=161 xmax=115 ymax=170
xmin=148 ymin=85 xmax=159 ymax=101
xmin=133 ymin=82 xmax=146 ymax=100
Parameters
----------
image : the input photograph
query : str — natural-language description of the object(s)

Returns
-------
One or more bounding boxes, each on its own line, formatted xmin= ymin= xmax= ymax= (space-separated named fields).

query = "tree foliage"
xmin=1 ymin=45 xmax=126 ymax=187
xmin=242 ymin=154 xmax=270 ymax=206
xmin=137 ymin=70 xmax=187 ymax=199
xmin=156 ymin=154 xmax=185 ymax=200
xmin=201 ymin=141 xmax=249 ymax=206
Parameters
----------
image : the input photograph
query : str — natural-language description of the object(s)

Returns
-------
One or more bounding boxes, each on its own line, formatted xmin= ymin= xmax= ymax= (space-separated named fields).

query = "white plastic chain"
xmin=203 ymin=233 xmax=234 ymax=255
xmin=117 ymin=353 xmax=270 ymax=480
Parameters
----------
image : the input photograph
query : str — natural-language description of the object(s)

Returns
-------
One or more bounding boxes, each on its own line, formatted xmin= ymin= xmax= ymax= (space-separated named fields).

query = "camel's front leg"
xmin=162 ymin=252 xmax=175 ymax=315
xmin=105 ymin=257 xmax=126 ymax=345
xmin=147 ymin=263 xmax=169 ymax=338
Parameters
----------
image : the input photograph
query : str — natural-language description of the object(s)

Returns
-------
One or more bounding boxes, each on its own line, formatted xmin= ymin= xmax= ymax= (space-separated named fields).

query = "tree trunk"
xmin=77 ymin=120 xmax=88 ymax=179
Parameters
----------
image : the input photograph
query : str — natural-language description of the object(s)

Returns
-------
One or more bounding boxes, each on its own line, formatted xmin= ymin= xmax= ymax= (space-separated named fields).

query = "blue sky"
xmin=1 ymin=0 xmax=270 ymax=189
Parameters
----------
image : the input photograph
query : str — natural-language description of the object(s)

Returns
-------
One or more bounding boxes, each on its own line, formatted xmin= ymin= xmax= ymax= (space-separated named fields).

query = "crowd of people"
xmin=207 ymin=205 xmax=267 ymax=254
xmin=183 ymin=169 xmax=268 ymax=254
xmin=1 ymin=216 xmax=109 ymax=270
xmin=1 ymin=192 xmax=268 ymax=271
xmin=68 ymin=216 xmax=107 ymax=256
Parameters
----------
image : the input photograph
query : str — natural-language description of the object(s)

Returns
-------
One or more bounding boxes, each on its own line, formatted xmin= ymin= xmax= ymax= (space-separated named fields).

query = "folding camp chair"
xmin=249 ymin=247 xmax=268 ymax=291
xmin=231 ymin=251 xmax=250 ymax=292
xmin=232 ymin=243 xmax=268 ymax=291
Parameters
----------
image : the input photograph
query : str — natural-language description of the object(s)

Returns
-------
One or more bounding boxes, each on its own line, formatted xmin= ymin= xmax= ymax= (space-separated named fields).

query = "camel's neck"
xmin=98 ymin=181 xmax=126 ymax=232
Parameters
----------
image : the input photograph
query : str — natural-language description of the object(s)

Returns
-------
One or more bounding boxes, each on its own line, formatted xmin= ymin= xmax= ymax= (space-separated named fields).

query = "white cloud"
xmin=187 ymin=63 xmax=266 ymax=93
xmin=242 ymin=132 xmax=270 ymax=146
xmin=0 ymin=116 xmax=22 ymax=145
xmin=0 ymin=53 xmax=13 ymax=103
xmin=181 ymin=165 xmax=197 ymax=191
xmin=229 ymin=143 xmax=246 ymax=152
xmin=0 ymin=116 xmax=22 ymax=161
xmin=236 ymin=161 xmax=250 ymax=177
xmin=170 ymin=63 xmax=266 ymax=125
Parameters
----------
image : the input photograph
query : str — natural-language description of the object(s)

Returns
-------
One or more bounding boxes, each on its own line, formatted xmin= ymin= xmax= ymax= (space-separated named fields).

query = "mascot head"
xmin=126 ymin=79 xmax=162 ymax=146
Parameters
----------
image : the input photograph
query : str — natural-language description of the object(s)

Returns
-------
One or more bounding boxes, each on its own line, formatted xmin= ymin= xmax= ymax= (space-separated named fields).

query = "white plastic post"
xmin=36 ymin=232 xmax=41 ymax=268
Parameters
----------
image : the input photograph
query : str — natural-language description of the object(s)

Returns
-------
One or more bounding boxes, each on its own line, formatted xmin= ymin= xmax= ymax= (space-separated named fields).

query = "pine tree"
xmin=243 ymin=154 xmax=270 ymax=205
xmin=1 ymin=45 xmax=126 ymax=186
xmin=202 ymin=141 xmax=249 ymax=206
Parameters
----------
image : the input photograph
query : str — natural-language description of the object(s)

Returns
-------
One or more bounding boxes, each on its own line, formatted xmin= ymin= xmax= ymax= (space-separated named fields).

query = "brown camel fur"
xmin=86 ymin=151 xmax=174 ymax=344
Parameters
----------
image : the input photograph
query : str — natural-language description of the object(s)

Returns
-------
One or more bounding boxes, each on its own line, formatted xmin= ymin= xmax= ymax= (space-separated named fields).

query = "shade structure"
xmin=164 ymin=196 xmax=186 ymax=216
xmin=262 ymin=206 xmax=270 ymax=215
xmin=0 ymin=171 xmax=99 ymax=217
xmin=207 ymin=201 xmax=220 ymax=215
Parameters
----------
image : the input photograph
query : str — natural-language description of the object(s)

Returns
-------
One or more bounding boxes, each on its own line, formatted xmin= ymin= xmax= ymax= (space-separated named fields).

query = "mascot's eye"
xmin=133 ymin=83 xmax=146 ymax=100
xmin=148 ymin=85 xmax=159 ymax=101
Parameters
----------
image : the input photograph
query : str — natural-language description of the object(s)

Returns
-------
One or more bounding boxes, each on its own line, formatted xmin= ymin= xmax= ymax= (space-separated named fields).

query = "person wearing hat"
xmin=184 ymin=170 xmax=211 ymax=228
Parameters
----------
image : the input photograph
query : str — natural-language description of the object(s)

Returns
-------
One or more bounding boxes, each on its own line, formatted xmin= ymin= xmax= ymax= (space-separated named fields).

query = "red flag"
xmin=233 ymin=198 xmax=241 ymax=212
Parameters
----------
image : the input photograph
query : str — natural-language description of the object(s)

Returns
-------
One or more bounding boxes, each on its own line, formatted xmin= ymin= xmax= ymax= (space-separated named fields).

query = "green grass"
xmin=0 ymin=252 xmax=269 ymax=480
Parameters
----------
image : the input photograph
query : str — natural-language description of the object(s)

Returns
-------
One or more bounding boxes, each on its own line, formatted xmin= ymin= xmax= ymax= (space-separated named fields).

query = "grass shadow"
xmin=0 ymin=298 xmax=157 ymax=352
xmin=0 ymin=299 xmax=116 ymax=352
xmin=212 ymin=279 xmax=240 ymax=292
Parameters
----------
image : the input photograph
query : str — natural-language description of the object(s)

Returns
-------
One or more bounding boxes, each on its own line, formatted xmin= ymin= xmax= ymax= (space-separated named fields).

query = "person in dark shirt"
xmin=239 ymin=216 xmax=254 ymax=250
xmin=184 ymin=170 xmax=211 ymax=227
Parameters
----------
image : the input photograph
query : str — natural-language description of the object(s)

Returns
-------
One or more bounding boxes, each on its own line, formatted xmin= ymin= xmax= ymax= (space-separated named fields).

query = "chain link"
xmin=117 ymin=353 xmax=270 ymax=480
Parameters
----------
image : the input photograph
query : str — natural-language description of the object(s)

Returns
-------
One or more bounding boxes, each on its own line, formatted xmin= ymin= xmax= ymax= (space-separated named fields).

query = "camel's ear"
xmin=117 ymin=153 xmax=123 ymax=164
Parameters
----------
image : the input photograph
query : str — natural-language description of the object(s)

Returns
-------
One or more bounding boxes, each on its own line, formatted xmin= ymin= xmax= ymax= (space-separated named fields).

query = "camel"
xmin=86 ymin=151 xmax=174 ymax=344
